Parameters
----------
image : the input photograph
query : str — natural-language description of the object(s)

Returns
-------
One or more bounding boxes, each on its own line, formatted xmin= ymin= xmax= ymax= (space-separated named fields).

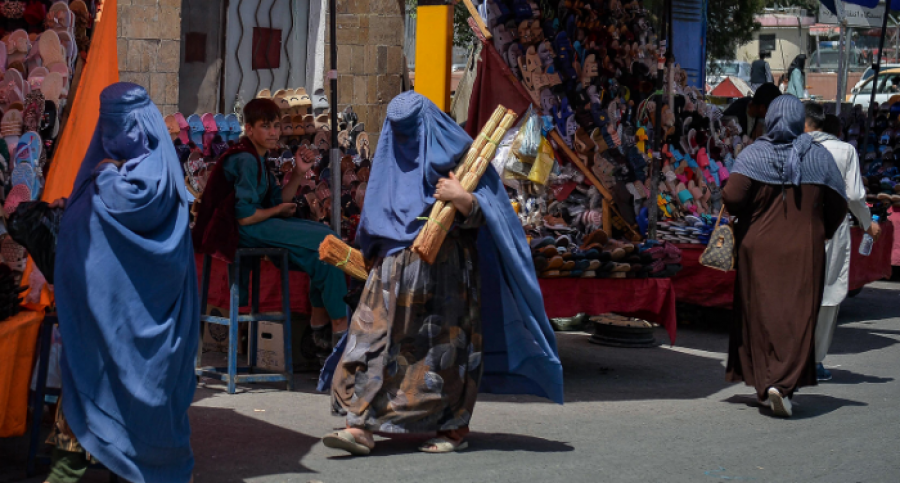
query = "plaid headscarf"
xmin=732 ymin=95 xmax=846 ymax=199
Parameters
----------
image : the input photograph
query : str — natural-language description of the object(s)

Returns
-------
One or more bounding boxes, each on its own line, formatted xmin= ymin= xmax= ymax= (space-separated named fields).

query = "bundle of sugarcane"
xmin=412 ymin=106 xmax=518 ymax=264
xmin=318 ymin=235 xmax=368 ymax=281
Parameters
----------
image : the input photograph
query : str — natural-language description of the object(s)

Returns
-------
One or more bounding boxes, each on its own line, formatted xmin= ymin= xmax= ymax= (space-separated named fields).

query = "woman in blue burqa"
xmin=322 ymin=92 xmax=563 ymax=455
xmin=47 ymin=83 xmax=198 ymax=483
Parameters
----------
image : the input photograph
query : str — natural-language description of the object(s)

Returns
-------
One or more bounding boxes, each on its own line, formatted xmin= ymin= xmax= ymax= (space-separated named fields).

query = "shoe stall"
xmin=0 ymin=0 xmax=116 ymax=438
xmin=452 ymin=0 xmax=725 ymax=344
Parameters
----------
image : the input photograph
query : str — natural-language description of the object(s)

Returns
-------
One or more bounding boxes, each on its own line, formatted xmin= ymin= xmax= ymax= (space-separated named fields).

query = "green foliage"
xmin=406 ymin=0 xmax=475 ymax=48
xmin=707 ymin=0 xmax=765 ymax=64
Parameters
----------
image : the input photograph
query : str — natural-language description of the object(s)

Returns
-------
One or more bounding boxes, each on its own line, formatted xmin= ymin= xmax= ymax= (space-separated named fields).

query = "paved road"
xmin=5 ymin=281 xmax=900 ymax=482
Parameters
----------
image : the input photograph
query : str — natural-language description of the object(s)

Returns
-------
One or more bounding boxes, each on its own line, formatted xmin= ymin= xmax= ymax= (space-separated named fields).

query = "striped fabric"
xmin=731 ymin=96 xmax=846 ymax=199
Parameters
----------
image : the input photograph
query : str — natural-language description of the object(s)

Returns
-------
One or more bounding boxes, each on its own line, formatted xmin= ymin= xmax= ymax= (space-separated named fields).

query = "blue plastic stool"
xmin=196 ymin=248 xmax=294 ymax=394
xmin=27 ymin=314 xmax=119 ymax=482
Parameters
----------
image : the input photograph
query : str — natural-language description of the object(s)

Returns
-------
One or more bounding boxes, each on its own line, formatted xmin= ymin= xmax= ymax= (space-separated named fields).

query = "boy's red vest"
xmin=191 ymin=137 xmax=263 ymax=262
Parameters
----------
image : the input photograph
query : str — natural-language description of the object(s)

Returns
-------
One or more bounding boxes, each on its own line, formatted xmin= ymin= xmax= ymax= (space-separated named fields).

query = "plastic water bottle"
xmin=859 ymin=215 xmax=880 ymax=256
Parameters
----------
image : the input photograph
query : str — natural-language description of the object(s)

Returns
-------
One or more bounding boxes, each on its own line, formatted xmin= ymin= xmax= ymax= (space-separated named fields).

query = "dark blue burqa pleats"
xmin=350 ymin=91 xmax=563 ymax=403
xmin=55 ymin=83 xmax=198 ymax=483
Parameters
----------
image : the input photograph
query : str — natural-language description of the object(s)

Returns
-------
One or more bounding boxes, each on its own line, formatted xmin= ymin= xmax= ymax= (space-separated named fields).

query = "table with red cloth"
xmin=539 ymin=278 xmax=677 ymax=344
xmin=890 ymin=211 xmax=900 ymax=266
xmin=194 ymin=254 xmax=312 ymax=314
xmin=672 ymin=220 xmax=895 ymax=309
xmin=0 ymin=310 xmax=44 ymax=437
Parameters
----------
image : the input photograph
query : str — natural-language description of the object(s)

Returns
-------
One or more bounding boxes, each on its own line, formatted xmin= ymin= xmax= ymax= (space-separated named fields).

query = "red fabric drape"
xmin=672 ymin=220 xmax=895 ymax=309
xmin=195 ymin=254 xmax=312 ymax=314
xmin=464 ymin=39 xmax=533 ymax=137
xmin=539 ymin=278 xmax=677 ymax=344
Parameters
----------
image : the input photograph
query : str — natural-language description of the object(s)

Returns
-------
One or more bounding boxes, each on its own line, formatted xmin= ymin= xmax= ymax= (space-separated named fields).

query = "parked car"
xmin=706 ymin=60 xmax=751 ymax=90
xmin=852 ymin=63 xmax=900 ymax=92
xmin=848 ymin=67 xmax=900 ymax=107
xmin=807 ymin=48 xmax=864 ymax=73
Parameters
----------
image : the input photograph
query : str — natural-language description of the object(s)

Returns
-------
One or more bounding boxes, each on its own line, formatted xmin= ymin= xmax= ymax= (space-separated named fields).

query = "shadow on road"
xmin=326 ymin=432 xmax=573 ymax=459
xmin=189 ymin=406 xmax=319 ymax=481
xmin=825 ymin=369 xmax=895 ymax=385
xmin=722 ymin=394 xmax=868 ymax=420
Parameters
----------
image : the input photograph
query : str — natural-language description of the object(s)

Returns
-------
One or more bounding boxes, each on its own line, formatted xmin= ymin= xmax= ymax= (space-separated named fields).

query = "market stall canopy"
xmin=709 ymin=76 xmax=753 ymax=98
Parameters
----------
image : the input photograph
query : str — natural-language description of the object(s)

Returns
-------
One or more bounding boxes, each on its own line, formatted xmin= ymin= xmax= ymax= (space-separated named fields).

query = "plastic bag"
xmin=512 ymin=106 xmax=541 ymax=161
xmin=7 ymin=201 xmax=63 ymax=284
xmin=528 ymin=138 xmax=555 ymax=185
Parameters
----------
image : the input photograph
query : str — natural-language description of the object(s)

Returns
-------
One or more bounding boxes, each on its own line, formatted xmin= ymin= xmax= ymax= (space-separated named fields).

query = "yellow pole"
xmin=415 ymin=2 xmax=453 ymax=111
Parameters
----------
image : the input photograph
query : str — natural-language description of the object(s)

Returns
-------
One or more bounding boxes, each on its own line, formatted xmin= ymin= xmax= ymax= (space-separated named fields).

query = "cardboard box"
xmin=256 ymin=321 xmax=285 ymax=371
xmin=201 ymin=305 xmax=230 ymax=353
xmin=201 ymin=305 xmax=249 ymax=355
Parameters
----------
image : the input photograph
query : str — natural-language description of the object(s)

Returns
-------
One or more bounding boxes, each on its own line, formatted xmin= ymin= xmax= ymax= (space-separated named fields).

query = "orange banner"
xmin=22 ymin=0 xmax=119 ymax=309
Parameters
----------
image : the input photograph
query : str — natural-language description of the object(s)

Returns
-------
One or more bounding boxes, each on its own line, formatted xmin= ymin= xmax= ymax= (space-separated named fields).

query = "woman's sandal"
xmin=418 ymin=437 xmax=468 ymax=453
xmin=322 ymin=430 xmax=373 ymax=456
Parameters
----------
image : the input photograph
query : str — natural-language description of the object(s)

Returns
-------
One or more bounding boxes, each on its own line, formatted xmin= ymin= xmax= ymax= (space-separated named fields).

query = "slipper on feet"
xmin=322 ymin=430 xmax=372 ymax=456
xmin=418 ymin=437 xmax=468 ymax=453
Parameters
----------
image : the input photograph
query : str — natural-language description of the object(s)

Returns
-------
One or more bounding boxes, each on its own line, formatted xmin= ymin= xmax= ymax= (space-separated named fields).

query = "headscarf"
xmin=356 ymin=91 xmax=474 ymax=259
xmin=787 ymin=54 xmax=807 ymax=81
xmin=55 ymin=83 xmax=198 ymax=483
xmin=351 ymin=92 xmax=564 ymax=403
xmin=732 ymin=95 xmax=846 ymax=198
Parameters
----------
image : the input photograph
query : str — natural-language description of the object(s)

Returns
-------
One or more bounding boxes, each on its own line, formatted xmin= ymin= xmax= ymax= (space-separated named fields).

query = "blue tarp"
xmin=820 ymin=0 xmax=900 ymax=15
xmin=672 ymin=0 xmax=707 ymax=89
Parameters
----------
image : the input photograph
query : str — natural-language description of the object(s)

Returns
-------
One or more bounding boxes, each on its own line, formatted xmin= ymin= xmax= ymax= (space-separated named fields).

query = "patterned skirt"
xmin=332 ymin=232 xmax=483 ymax=433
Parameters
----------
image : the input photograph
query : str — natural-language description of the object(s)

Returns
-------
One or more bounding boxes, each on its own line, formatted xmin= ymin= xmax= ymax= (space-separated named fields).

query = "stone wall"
xmin=117 ymin=0 xmax=181 ymax=115
xmin=327 ymin=0 xmax=407 ymax=147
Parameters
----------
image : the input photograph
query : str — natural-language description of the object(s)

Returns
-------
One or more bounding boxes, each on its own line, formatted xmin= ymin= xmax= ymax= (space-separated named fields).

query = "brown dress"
xmin=723 ymin=173 xmax=847 ymax=399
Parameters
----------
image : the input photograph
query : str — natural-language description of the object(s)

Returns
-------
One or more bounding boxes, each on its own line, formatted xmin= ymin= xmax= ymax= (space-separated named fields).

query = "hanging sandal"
xmin=322 ymin=430 xmax=372 ymax=456
xmin=418 ymin=437 xmax=468 ymax=453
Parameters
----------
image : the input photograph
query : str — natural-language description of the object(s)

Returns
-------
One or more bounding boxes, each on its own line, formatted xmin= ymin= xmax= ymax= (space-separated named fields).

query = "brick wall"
xmin=327 ymin=0 xmax=407 ymax=148
xmin=117 ymin=0 xmax=181 ymax=115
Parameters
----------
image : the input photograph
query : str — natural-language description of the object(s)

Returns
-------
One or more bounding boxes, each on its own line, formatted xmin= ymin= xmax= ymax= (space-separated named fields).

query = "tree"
xmin=406 ymin=0 xmax=474 ymax=48
xmin=707 ymin=0 xmax=767 ymax=63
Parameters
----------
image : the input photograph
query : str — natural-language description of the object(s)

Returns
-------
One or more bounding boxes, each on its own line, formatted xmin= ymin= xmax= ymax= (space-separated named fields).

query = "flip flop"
xmin=418 ymin=437 xmax=468 ymax=453
xmin=4 ymin=183 xmax=31 ymax=214
xmin=214 ymin=113 xmax=228 ymax=137
xmin=165 ymin=115 xmax=180 ymax=141
xmin=312 ymin=88 xmax=328 ymax=115
xmin=6 ymin=30 xmax=31 ymax=65
xmin=17 ymin=131 xmax=42 ymax=166
xmin=224 ymin=113 xmax=240 ymax=142
xmin=174 ymin=113 xmax=190 ymax=144
xmin=201 ymin=113 xmax=218 ymax=153
xmin=41 ymin=72 xmax=64 ymax=105
xmin=187 ymin=114 xmax=204 ymax=148
xmin=40 ymin=101 xmax=59 ymax=141
xmin=322 ymin=430 xmax=371 ymax=456
xmin=22 ymin=92 xmax=45 ymax=133
xmin=39 ymin=30 xmax=65 ymax=66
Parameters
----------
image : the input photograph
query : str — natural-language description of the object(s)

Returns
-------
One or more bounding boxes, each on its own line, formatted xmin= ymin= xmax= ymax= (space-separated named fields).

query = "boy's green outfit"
xmin=222 ymin=152 xmax=347 ymax=318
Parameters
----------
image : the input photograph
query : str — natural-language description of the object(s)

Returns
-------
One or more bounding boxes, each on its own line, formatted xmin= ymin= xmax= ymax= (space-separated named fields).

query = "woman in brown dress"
xmin=724 ymin=95 xmax=848 ymax=417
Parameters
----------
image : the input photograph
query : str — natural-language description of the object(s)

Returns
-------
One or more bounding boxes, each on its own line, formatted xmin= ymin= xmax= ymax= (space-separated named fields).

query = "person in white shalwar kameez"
xmin=805 ymin=107 xmax=881 ymax=380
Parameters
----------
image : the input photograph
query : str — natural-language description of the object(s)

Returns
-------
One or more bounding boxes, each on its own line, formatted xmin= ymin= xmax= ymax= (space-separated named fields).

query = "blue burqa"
xmin=353 ymin=91 xmax=564 ymax=403
xmin=55 ymin=83 xmax=198 ymax=483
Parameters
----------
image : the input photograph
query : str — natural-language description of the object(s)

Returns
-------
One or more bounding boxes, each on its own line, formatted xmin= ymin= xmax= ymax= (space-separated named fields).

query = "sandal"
xmin=418 ymin=437 xmax=468 ymax=453
xmin=322 ymin=430 xmax=372 ymax=456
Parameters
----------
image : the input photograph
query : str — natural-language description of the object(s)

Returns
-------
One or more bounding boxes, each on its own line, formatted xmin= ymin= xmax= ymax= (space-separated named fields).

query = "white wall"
xmin=223 ymin=0 xmax=311 ymax=113
xmin=737 ymin=27 xmax=809 ymax=71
